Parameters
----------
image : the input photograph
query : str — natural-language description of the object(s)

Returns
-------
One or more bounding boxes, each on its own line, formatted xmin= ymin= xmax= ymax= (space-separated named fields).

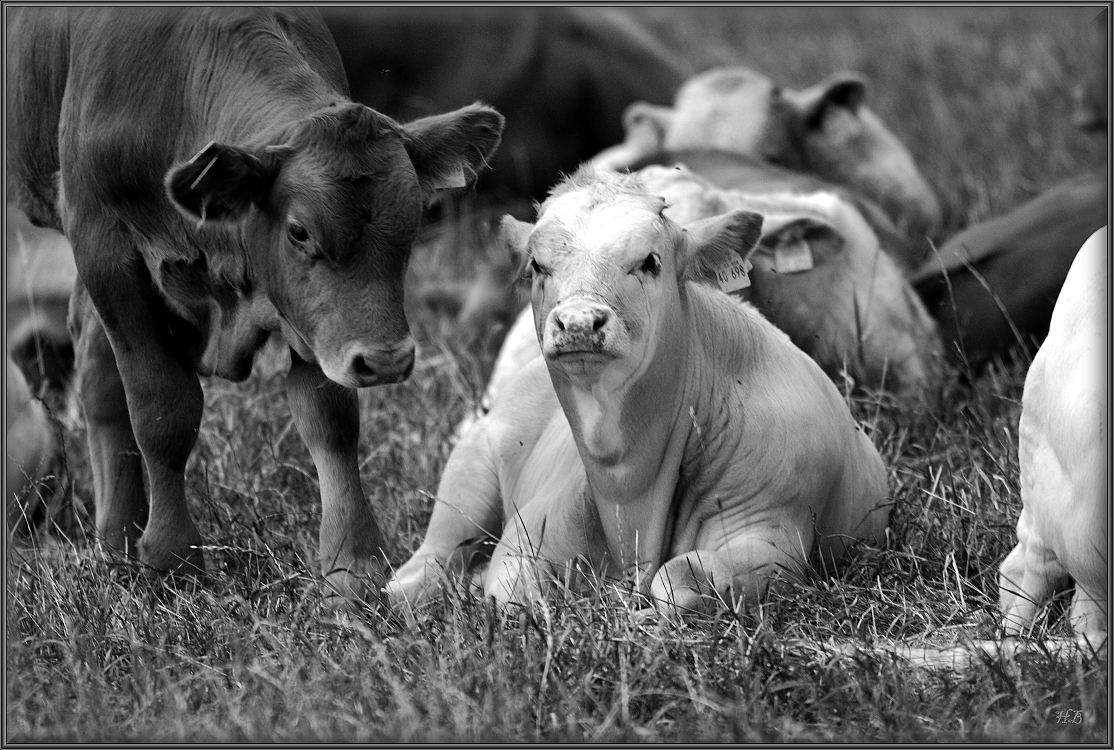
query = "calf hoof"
xmin=650 ymin=553 xmax=735 ymax=617
xmin=484 ymin=557 xmax=549 ymax=608
xmin=322 ymin=558 xmax=387 ymax=609
xmin=137 ymin=531 xmax=205 ymax=576
xmin=384 ymin=552 xmax=447 ymax=608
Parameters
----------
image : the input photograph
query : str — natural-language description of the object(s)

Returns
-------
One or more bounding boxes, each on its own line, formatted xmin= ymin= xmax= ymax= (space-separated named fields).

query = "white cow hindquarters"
xmin=999 ymin=226 xmax=1108 ymax=640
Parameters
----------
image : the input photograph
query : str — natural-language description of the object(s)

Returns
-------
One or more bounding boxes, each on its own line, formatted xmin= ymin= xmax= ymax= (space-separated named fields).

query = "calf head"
xmin=500 ymin=167 xmax=762 ymax=390
xmin=593 ymin=66 xmax=941 ymax=242
xmin=166 ymin=102 xmax=504 ymax=388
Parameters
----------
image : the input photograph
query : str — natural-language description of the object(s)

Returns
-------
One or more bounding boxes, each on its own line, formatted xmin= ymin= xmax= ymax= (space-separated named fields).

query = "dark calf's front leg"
xmin=286 ymin=352 xmax=386 ymax=604
xmin=75 ymin=259 xmax=205 ymax=575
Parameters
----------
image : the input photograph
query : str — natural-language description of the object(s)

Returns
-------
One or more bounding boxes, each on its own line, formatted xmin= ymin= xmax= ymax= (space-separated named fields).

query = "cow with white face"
xmin=591 ymin=66 xmax=942 ymax=265
xmin=387 ymin=167 xmax=890 ymax=613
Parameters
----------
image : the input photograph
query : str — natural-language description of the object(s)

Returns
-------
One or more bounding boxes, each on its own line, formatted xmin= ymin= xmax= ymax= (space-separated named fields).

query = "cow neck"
xmin=548 ymin=291 xmax=696 ymax=591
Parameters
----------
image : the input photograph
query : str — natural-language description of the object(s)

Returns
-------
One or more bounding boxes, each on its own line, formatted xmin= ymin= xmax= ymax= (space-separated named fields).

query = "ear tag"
xmin=714 ymin=256 xmax=752 ymax=293
xmin=773 ymin=236 xmax=814 ymax=273
xmin=431 ymin=165 xmax=467 ymax=190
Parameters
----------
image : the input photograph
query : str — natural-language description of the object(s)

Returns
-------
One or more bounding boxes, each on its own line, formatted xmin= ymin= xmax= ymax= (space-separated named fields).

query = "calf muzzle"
xmin=334 ymin=337 xmax=416 ymax=388
xmin=545 ymin=301 xmax=615 ymax=357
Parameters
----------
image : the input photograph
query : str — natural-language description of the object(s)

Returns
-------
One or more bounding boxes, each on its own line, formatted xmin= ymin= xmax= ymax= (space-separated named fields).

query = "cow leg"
xmin=657 ymin=527 xmax=812 ymax=616
xmin=286 ymin=352 xmax=384 ymax=604
xmin=485 ymin=482 xmax=602 ymax=607
xmin=71 ymin=249 xmax=205 ymax=574
xmin=650 ymin=550 xmax=736 ymax=616
xmin=1069 ymin=584 xmax=1107 ymax=641
xmin=385 ymin=418 xmax=505 ymax=607
xmin=998 ymin=508 xmax=1071 ymax=636
xmin=71 ymin=288 xmax=147 ymax=555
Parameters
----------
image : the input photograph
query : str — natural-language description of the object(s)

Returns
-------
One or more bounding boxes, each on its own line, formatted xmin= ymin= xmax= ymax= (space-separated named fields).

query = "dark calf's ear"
xmin=794 ymin=71 xmax=870 ymax=128
xmin=680 ymin=209 xmax=764 ymax=284
xmin=403 ymin=103 xmax=506 ymax=206
xmin=166 ymin=141 xmax=274 ymax=224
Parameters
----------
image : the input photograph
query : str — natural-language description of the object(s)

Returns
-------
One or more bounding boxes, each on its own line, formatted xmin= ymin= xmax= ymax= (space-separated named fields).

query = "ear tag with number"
xmin=714 ymin=256 xmax=752 ymax=293
xmin=773 ymin=236 xmax=814 ymax=273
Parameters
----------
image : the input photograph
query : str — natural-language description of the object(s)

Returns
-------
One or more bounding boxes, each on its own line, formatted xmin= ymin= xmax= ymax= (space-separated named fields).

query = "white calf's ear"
xmin=680 ymin=209 xmax=764 ymax=285
xmin=497 ymin=215 xmax=535 ymax=267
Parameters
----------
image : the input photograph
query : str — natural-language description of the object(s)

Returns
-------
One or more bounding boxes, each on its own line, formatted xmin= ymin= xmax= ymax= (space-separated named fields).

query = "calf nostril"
xmin=592 ymin=311 xmax=609 ymax=331
xmin=555 ymin=315 xmax=566 ymax=332
xmin=352 ymin=355 xmax=376 ymax=380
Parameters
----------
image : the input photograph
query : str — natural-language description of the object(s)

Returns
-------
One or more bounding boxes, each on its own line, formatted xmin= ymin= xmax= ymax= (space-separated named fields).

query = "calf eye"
xmin=287 ymin=221 xmax=309 ymax=244
xmin=529 ymin=257 xmax=546 ymax=276
xmin=640 ymin=253 xmax=662 ymax=276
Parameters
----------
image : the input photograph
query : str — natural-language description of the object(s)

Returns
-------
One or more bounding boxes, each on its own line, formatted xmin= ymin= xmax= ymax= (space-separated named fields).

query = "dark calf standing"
xmin=6 ymin=7 xmax=504 ymax=603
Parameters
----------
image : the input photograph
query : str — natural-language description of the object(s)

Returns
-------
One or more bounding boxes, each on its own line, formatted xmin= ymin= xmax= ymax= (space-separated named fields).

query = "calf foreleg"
xmin=386 ymin=418 xmax=504 ymax=606
xmin=286 ymin=353 xmax=385 ymax=604
xmin=485 ymin=479 xmax=602 ymax=607
xmin=654 ymin=527 xmax=812 ymax=616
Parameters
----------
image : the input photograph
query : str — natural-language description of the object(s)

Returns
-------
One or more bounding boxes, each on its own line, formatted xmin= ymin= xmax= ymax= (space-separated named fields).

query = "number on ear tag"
xmin=715 ymin=257 xmax=752 ymax=293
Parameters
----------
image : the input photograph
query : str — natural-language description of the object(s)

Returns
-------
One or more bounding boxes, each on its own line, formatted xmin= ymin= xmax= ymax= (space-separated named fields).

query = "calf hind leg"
xmin=71 ymin=285 xmax=148 ymax=558
xmin=998 ymin=510 xmax=1071 ymax=636
xmin=71 ymin=252 xmax=205 ymax=575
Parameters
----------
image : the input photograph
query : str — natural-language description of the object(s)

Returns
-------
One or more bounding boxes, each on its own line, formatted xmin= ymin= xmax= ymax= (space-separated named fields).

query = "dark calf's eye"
xmin=529 ymin=257 xmax=545 ymax=276
xmin=640 ymin=253 xmax=662 ymax=276
xmin=288 ymin=221 xmax=309 ymax=244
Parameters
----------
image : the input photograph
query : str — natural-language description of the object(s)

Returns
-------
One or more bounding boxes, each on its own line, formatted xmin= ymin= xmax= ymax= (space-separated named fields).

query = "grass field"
xmin=6 ymin=6 xmax=1108 ymax=743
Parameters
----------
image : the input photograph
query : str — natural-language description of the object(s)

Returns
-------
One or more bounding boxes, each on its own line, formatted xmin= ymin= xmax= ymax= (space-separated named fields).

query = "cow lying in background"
xmin=8 ymin=7 xmax=504 ymax=603
xmin=1000 ymin=226 xmax=1108 ymax=641
xmin=321 ymin=7 xmax=688 ymax=213
xmin=590 ymin=65 xmax=943 ymax=264
xmin=7 ymin=205 xmax=77 ymax=400
xmin=387 ymin=168 xmax=890 ymax=614
xmin=427 ymin=64 xmax=942 ymax=345
xmin=464 ymin=161 xmax=942 ymax=432
xmin=912 ymin=171 xmax=1107 ymax=370
xmin=6 ymin=355 xmax=56 ymax=534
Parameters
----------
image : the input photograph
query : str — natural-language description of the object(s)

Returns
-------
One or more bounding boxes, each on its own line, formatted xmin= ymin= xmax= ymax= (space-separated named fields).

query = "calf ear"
xmin=165 ymin=141 xmax=274 ymax=224
xmin=680 ymin=209 xmax=764 ymax=283
xmin=793 ymin=71 xmax=870 ymax=129
xmin=496 ymin=215 xmax=535 ymax=276
xmin=402 ymin=103 xmax=506 ymax=206
xmin=755 ymin=216 xmax=845 ymax=268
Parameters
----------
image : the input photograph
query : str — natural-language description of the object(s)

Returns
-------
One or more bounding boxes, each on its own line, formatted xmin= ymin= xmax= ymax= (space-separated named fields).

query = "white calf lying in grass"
xmin=388 ymin=167 xmax=891 ymax=615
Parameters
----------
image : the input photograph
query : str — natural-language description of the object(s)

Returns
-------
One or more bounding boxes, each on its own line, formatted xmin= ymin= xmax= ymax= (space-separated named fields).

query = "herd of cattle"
xmin=5 ymin=8 xmax=1107 ymax=649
